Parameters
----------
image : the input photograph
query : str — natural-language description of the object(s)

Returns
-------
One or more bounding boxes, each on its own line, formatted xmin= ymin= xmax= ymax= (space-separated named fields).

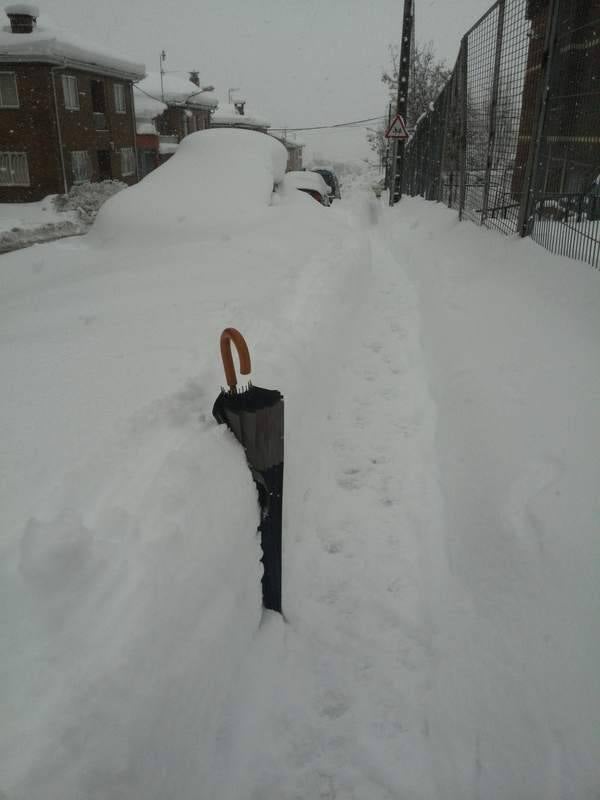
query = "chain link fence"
xmin=402 ymin=0 xmax=600 ymax=269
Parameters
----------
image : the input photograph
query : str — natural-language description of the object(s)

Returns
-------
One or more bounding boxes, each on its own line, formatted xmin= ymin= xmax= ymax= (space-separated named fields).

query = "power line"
xmin=270 ymin=115 xmax=385 ymax=132
xmin=130 ymin=90 xmax=386 ymax=132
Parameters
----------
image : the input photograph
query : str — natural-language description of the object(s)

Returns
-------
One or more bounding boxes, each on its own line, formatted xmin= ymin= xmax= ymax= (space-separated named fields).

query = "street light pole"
xmin=389 ymin=0 xmax=413 ymax=206
xmin=159 ymin=50 xmax=167 ymax=103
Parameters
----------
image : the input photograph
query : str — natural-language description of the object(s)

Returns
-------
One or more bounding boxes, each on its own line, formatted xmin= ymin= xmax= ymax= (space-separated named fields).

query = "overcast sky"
xmin=37 ymin=0 xmax=492 ymax=161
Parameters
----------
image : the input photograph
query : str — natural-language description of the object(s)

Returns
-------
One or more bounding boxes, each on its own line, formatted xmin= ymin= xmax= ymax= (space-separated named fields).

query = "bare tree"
xmin=368 ymin=41 xmax=450 ymax=158
xmin=383 ymin=41 xmax=451 ymax=127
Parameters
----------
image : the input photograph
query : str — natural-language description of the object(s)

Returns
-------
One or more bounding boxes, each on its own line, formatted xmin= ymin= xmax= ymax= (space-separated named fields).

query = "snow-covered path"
xmin=211 ymin=216 xmax=446 ymax=799
xmin=1 ymin=188 xmax=599 ymax=800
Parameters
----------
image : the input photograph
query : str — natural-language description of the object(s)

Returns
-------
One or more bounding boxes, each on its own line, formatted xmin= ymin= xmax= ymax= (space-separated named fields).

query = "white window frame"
xmin=71 ymin=150 xmax=91 ymax=183
xmin=0 ymin=72 xmax=19 ymax=109
xmin=120 ymin=147 xmax=135 ymax=177
xmin=113 ymin=83 xmax=126 ymax=114
xmin=0 ymin=152 xmax=30 ymax=186
xmin=62 ymin=75 xmax=80 ymax=111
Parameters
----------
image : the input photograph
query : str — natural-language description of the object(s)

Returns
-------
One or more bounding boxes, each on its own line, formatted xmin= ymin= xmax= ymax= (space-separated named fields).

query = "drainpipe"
xmin=129 ymin=82 xmax=139 ymax=181
xmin=50 ymin=65 xmax=68 ymax=194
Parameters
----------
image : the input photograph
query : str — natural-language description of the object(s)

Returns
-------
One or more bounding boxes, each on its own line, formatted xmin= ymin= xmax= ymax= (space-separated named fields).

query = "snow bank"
xmin=53 ymin=179 xmax=127 ymax=223
xmin=0 ymin=166 xmax=363 ymax=800
xmin=0 ymin=196 xmax=82 ymax=252
xmin=382 ymin=198 xmax=600 ymax=799
xmin=91 ymin=128 xmax=288 ymax=245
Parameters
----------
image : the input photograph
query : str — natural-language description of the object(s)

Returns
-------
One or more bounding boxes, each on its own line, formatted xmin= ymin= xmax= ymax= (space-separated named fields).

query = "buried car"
xmin=312 ymin=168 xmax=341 ymax=203
xmin=91 ymin=128 xmax=288 ymax=244
xmin=282 ymin=171 xmax=331 ymax=206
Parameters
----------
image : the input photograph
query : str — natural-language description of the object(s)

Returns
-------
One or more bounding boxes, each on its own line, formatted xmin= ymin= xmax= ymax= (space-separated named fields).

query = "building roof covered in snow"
xmin=133 ymin=86 xmax=167 ymax=122
xmin=0 ymin=5 xmax=145 ymax=79
xmin=212 ymin=102 xmax=270 ymax=130
xmin=135 ymin=72 xmax=218 ymax=110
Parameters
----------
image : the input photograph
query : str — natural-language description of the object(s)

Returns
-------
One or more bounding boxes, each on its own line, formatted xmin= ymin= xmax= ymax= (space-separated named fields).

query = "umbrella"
xmin=212 ymin=328 xmax=284 ymax=613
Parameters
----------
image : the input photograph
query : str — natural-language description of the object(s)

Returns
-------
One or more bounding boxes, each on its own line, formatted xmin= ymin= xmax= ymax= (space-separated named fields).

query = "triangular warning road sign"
xmin=385 ymin=113 xmax=409 ymax=140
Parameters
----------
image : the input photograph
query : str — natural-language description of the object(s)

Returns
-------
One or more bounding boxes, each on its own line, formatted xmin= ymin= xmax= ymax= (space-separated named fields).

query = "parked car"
xmin=312 ymin=169 xmax=341 ymax=203
xmin=284 ymin=171 xmax=331 ymax=206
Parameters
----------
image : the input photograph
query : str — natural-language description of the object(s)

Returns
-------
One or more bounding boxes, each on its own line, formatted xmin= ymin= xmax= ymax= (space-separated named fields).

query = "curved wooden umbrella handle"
xmin=220 ymin=328 xmax=251 ymax=390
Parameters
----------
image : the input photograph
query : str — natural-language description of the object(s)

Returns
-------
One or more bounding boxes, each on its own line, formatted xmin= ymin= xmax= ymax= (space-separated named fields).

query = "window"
xmin=91 ymin=80 xmax=106 ymax=112
xmin=62 ymin=75 xmax=79 ymax=110
xmin=120 ymin=147 xmax=136 ymax=177
xmin=0 ymin=72 xmax=19 ymax=108
xmin=71 ymin=150 xmax=91 ymax=183
xmin=113 ymin=83 xmax=126 ymax=113
xmin=0 ymin=152 xmax=30 ymax=185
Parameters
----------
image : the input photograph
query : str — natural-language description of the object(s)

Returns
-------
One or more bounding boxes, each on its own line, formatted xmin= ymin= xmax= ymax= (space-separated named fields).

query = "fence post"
xmin=458 ymin=36 xmax=469 ymax=220
xmin=517 ymin=0 xmax=561 ymax=237
xmin=438 ymin=84 xmax=452 ymax=203
xmin=481 ymin=0 xmax=505 ymax=225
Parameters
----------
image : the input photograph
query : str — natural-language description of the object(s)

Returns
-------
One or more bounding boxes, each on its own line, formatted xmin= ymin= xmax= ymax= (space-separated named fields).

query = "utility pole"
xmin=159 ymin=50 xmax=167 ymax=102
xmin=389 ymin=0 xmax=413 ymax=206
xmin=384 ymin=102 xmax=392 ymax=188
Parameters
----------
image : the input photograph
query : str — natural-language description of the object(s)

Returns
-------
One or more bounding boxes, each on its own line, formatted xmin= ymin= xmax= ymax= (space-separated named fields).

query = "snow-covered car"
xmin=282 ymin=170 xmax=331 ymax=206
xmin=312 ymin=169 xmax=341 ymax=203
xmin=92 ymin=128 xmax=288 ymax=244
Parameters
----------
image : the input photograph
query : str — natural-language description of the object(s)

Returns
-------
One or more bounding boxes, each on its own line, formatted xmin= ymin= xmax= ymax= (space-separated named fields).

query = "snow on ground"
xmin=0 ymin=198 xmax=81 ymax=252
xmin=1 ymin=143 xmax=599 ymax=800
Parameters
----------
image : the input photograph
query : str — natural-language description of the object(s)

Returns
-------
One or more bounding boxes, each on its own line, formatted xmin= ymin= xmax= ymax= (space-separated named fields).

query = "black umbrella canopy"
xmin=212 ymin=328 xmax=284 ymax=613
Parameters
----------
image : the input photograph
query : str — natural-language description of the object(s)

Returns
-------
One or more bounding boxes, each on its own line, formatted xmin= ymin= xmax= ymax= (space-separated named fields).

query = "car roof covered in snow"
xmin=284 ymin=170 xmax=330 ymax=197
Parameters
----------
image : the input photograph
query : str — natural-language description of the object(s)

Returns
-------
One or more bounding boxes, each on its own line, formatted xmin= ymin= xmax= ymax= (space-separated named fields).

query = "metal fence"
xmin=402 ymin=0 xmax=600 ymax=269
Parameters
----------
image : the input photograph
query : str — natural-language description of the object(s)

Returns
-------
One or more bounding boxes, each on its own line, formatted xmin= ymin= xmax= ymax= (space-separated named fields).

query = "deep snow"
xmin=1 ymin=167 xmax=599 ymax=799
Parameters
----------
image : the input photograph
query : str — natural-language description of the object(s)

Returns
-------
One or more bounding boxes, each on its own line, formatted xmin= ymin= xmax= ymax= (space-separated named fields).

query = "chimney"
xmin=5 ymin=3 xmax=39 ymax=33
xmin=189 ymin=71 xmax=200 ymax=87
xmin=234 ymin=101 xmax=246 ymax=116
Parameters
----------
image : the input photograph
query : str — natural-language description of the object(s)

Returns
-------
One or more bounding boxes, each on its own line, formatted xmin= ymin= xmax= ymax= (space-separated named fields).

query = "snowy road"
xmin=1 ymin=187 xmax=599 ymax=799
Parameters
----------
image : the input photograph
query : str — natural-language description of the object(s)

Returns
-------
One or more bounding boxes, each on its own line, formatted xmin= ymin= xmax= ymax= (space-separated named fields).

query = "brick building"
xmin=135 ymin=72 xmax=217 ymax=163
xmin=133 ymin=87 xmax=166 ymax=178
xmin=0 ymin=3 xmax=145 ymax=202
xmin=513 ymin=0 xmax=600 ymax=197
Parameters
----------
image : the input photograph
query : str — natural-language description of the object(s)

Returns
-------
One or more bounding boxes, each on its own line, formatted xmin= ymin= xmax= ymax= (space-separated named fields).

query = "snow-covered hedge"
xmin=53 ymin=180 xmax=127 ymax=224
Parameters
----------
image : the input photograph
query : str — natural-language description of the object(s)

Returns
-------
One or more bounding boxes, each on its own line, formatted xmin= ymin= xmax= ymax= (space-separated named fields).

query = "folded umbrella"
xmin=212 ymin=328 xmax=284 ymax=613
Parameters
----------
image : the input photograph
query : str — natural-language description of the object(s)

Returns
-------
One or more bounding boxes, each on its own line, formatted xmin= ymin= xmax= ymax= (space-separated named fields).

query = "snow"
xmin=0 ymin=20 xmax=144 ymax=79
xmin=1 ymin=174 xmax=599 ymax=800
xmin=283 ymin=169 xmax=330 ymax=198
xmin=212 ymin=102 xmax=270 ymax=129
xmin=136 ymin=121 xmax=159 ymax=135
xmin=5 ymin=4 xmax=39 ymax=15
xmin=91 ymin=129 xmax=287 ymax=246
xmin=158 ymin=140 xmax=178 ymax=155
xmin=0 ymin=196 xmax=81 ymax=252
xmin=135 ymin=72 xmax=218 ymax=109
xmin=0 ymin=196 xmax=75 ymax=234
xmin=133 ymin=86 xmax=167 ymax=123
